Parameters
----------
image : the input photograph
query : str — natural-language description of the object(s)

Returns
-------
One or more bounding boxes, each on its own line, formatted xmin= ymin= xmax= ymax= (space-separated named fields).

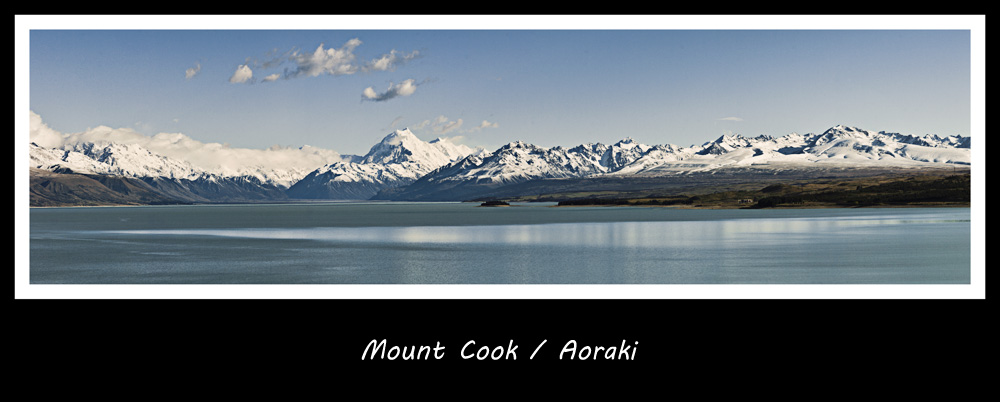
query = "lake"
xmin=28 ymin=202 xmax=971 ymax=285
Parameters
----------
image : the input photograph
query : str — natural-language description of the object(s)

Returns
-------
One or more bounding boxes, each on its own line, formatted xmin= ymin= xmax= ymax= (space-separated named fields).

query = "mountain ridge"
xmin=283 ymin=128 xmax=477 ymax=199
xmin=29 ymin=125 xmax=971 ymax=206
xmin=375 ymin=125 xmax=971 ymax=201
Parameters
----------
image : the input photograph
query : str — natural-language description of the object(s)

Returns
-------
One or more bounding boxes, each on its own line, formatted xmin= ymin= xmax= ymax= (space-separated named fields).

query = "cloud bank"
xmin=29 ymin=111 xmax=65 ymax=149
xmin=29 ymin=111 xmax=347 ymax=178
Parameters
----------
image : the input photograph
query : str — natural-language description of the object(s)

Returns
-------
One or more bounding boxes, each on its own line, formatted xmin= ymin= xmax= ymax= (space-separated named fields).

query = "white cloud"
xmin=476 ymin=120 xmax=499 ymax=130
xmin=140 ymin=133 xmax=346 ymax=177
xmin=260 ymin=48 xmax=294 ymax=70
xmin=718 ymin=117 xmax=744 ymax=122
xmin=388 ymin=116 xmax=405 ymax=129
xmin=29 ymin=111 xmax=65 ymax=148
xmin=412 ymin=115 xmax=460 ymax=134
xmin=410 ymin=115 xmax=500 ymax=137
xmin=63 ymin=124 xmax=148 ymax=145
xmin=439 ymin=134 xmax=466 ymax=144
xmin=456 ymin=120 xmax=501 ymax=134
xmin=236 ymin=39 xmax=420 ymax=84
xmin=185 ymin=63 xmax=201 ymax=80
xmin=362 ymin=79 xmax=419 ymax=102
xmin=229 ymin=64 xmax=253 ymax=84
xmin=134 ymin=121 xmax=154 ymax=133
xmin=411 ymin=117 xmax=434 ymax=130
xmin=364 ymin=49 xmax=420 ymax=72
xmin=289 ymin=39 xmax=362 ymax=78
xmin=436 ymin=118 xmax=463 ymax=135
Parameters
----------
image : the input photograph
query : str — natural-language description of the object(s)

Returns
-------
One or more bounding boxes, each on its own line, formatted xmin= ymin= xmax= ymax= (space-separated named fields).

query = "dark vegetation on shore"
xmin=29 ymin=168 xmax=190 ymax=207
xmin=31 ymin=164 xmax=970 ymax=210
xmin=553 ymin=173 xmax=971 ymax=209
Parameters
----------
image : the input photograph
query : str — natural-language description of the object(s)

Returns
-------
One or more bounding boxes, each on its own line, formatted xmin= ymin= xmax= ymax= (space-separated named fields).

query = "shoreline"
xmin=29 ymin=201 xmax=971 ymax=210
xmin=29 ymin=172 xmax=970 ymax=210
xmin=550 ymin=202 xmax=970 ymax=210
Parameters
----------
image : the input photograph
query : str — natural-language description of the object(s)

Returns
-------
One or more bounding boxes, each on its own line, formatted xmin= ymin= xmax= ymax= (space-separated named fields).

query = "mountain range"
xmin=28 ymin=125 xmax=971 ymax=206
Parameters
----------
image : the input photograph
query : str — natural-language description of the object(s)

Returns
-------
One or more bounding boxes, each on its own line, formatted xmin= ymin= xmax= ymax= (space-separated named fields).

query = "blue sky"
xmin=20 ymin=15 xmax=981 ymax=156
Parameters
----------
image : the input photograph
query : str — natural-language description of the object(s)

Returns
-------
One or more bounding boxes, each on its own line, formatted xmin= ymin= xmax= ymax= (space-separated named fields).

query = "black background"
xmin=14 ymin=299 xmax=987 ymax=382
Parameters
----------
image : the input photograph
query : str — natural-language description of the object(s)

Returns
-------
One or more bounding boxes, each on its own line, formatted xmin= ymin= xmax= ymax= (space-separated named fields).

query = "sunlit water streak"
xmin=30 ymin=203 xmax=971 ymax=284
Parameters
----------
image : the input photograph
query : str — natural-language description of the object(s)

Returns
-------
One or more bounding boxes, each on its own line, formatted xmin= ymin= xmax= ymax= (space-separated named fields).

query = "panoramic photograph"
xmin=15 ymin=15 xmax=984 ymax=299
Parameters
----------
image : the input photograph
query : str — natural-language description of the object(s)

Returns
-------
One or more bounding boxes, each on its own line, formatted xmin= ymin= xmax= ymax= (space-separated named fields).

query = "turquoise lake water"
xmin=28 ymin=202 xmax=971 ymax=284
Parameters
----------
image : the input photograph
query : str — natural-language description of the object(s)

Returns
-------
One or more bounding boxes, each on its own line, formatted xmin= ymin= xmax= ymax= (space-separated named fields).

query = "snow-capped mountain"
xmin=610 ymin=125 xmax=971 ymax=176
xmin=29 ymin=141 xmax=290 ymax=203
xmin=29 ymin=141 xmax=314 ymax=189
xmin=28 ymin=127 xmax=477 ymax=204
xmin=379 ymin=125 xmax=971 ymax=201
xmin=359 ymin=128 xmax=474 ymax=166
xmin=401 ymin=138 xmax=647 ymax=188
xmin=594 ymin=125 xmax=970 ymax=175
xmin=372 ymin=138 xmax=684 ymax=200
xmin=29 ymin=123 xmax=971 ymax=205
xmin=284 ymin=128 xmax=477 ymax=199
xmin=31 ymin=141 xmax=205 ymax=179
xmin=66 ymin=142 xmax=206 ymax=180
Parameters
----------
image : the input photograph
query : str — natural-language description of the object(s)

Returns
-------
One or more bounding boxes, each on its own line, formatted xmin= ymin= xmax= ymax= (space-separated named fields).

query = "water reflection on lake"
xmin=29 ymin=203 xmax=971 ymax=285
